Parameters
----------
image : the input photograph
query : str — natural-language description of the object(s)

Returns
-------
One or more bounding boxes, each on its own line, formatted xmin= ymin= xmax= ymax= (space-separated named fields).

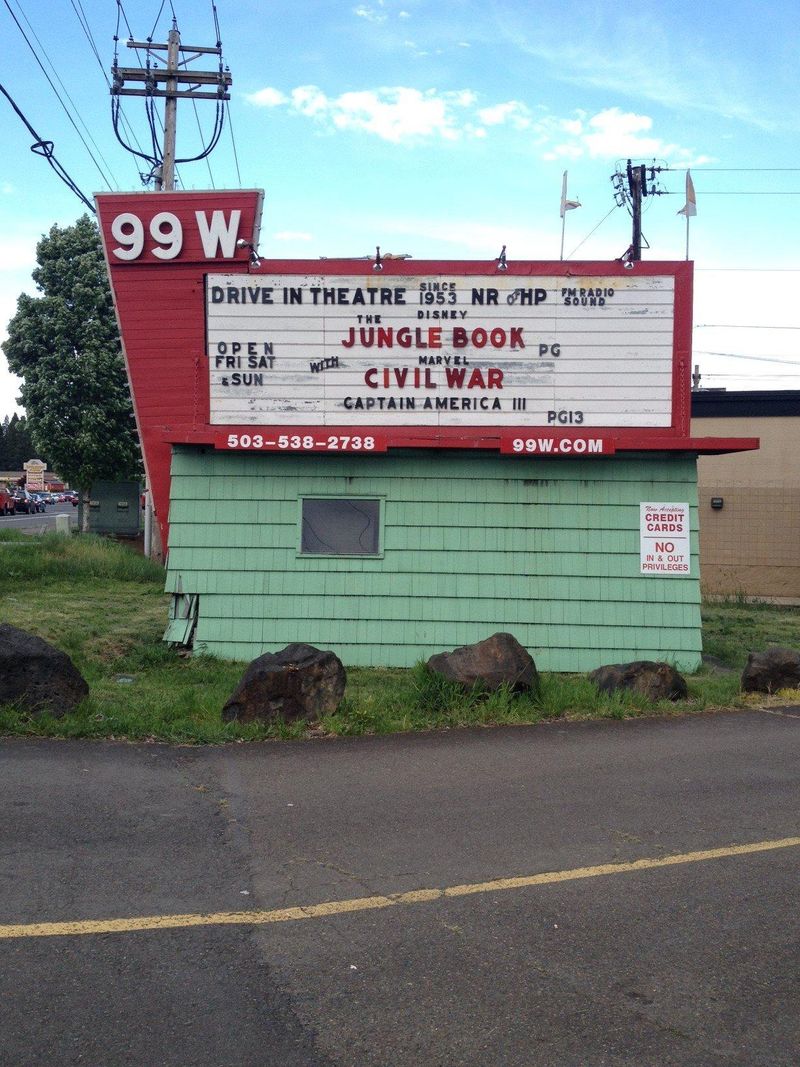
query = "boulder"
xmin=589 ymin=660 xmax=688 ymax=703
xmin=427 ymin=632 xmax=539 ymax=694
xmin=222 ymin=643 xmax=346 ymax=724
xmin=741 ymin=647 xmax=800 ymax=694
xmin=0 ymin=623 xmax=89 ymax=718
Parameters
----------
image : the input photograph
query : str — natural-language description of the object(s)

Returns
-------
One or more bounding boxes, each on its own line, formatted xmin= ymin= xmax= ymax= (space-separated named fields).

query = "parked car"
xmin=0 ymin=486 xmax=14 ymax=516
xmin=67 ymin=492 xmax=79 ymax=506
xmin=12 ymin=490 xmax=44 ymax=514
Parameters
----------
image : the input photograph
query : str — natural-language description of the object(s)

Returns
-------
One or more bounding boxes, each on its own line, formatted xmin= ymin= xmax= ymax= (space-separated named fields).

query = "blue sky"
xmin=2 ymin=0 xmax=799 ymax=416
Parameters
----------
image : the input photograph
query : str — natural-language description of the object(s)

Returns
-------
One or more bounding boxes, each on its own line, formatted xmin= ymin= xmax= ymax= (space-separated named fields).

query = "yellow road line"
xmin=2 ymin=835 xmax=798 ymax=941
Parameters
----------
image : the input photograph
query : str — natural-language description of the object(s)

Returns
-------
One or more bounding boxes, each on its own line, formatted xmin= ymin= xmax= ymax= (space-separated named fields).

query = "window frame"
xmin=297 ymin=494 xmax=385 ymax=559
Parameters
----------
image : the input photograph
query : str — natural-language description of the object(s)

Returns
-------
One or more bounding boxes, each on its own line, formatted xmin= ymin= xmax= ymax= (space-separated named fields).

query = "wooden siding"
xmin=165 ymin=448 xmax=701 ymax=670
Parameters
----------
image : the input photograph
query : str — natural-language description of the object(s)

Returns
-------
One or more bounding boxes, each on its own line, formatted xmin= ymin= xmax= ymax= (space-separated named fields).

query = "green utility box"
xmin=84 ymin=480 xmax=142 ymax=537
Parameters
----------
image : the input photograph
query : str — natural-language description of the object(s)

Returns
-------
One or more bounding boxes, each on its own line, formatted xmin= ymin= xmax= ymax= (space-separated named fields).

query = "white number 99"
xmin=110 ymin=211 xmax=183 ymax=260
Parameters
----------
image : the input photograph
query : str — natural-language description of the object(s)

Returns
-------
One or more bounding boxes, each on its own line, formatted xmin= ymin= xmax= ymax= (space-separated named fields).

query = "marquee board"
xmin=206 ymin=272 xmax=677 ymax=438
xmin=95 ymin=189 xmax=756 ymax=547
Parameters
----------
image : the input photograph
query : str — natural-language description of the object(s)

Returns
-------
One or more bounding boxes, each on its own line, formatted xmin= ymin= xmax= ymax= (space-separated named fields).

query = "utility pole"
xmin=160 ymin=27 xmax=180 ymax=191
xmin=611 ymin=161 xmax=665 ymax=262
xmin=111 ymin=19 xmax=231 ymax=190
xmin=626 ymin=160 xmax=645 ymax=261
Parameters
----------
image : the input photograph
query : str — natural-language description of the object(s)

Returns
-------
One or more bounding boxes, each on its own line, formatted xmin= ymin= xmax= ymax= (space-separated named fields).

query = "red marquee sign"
xmin=95 ymin=190 xmax=756 ymax=548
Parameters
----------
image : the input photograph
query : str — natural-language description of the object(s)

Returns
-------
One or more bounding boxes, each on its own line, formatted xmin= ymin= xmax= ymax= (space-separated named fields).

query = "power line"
xmin=0 ymin=81 xmax=95 ymax=212
xmin=564 ymin=206 xmax=619 ymax=259
xmin=11 ymin=0 xmax=115 ymax=185
xmin=227 ymin=103 xmax=243 ymax=186
xmin=148 ymin=1 xmax=167 ymax=41
xmin=68 ymin=0 xmax=144 ymax=184
xmin=691 ymin=168 xmax=800 ymax=172
xmin=696 ymin=324 xmax=800 ymax=330
xmin=695 ymin=351 xmax=800 ymax=366
xmin=688 ymin=191 xmax=800 ymax=195
xmin=212 ymin=0 xmax=240 ymax=183
xmin=3 ymin=0 xmax=115 ymax=187
xmin=192 ymin=96 xmax=216 ymax=187
xmin=146 ymin=91 xmax=184 ymax=187
xmin=703 ymin=373 xmax=800 ymax=379
xmin=69 ymin=0 xmax=103 ymax=68
xmin=211 ymin=0 xmax=222 ymax=45
xmin=695 ymin=271 xmax=800 ymax=275
xmin=111 ymin=1 xmax=153 ymax=182
xmin=116 ymin=0 xmax=134 ymax=39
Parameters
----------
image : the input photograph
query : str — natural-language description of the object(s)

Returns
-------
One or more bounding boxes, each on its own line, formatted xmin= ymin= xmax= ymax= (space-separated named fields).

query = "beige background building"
xmin=692 ymin=391 xmax=800 ymax=602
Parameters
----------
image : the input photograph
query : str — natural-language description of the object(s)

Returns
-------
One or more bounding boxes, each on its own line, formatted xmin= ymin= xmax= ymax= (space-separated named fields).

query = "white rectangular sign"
xmin=206 ymin=273 xmax=676 ymax=428
xmin=640 ymin=502 xmax=690 ymax=575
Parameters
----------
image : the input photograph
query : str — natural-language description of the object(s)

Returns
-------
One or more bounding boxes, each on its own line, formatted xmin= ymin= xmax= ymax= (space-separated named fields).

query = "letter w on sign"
xmin=195 ymin=211 xmax=241 ymax=258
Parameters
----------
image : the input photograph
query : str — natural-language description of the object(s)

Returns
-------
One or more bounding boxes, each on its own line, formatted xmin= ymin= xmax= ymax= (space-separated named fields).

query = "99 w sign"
xmin=108 ymin=207 xmax=247 ymax=262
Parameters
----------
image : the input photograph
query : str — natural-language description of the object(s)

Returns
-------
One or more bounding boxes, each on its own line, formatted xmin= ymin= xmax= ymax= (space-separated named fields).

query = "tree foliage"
xmin=2 ymin=215 xmax=141 ymax=491
xmin=0 ymin=414 xmax=44 ymax=471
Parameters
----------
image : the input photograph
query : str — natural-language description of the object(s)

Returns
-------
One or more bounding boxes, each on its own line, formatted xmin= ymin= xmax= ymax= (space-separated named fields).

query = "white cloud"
xmin=535 ymin=107 xmax=713 ymax=165
xmin=332 ymin=88 xmax=461 ymax=141
xmin=449 ymin=90 xmax=477 ymax=108
xmin=353 ymin=4 xmax=387 ymax=23
xmin=584 ymin=108 xmax=667 ymax=158
xmin=245 ymin=87 xmax=288 ymax=108
xmin=403 ymin=40 xmax=440 ymax=58
xmin=248 ymin=85 xmax=533 ymax=143
xmin=477 ymin=100 xmax=531 ymax=129
xmin=249 ymin=84 xmax=480 ymax=143
xmin=290 ymin=86 xmax=330 ymax=118
xmin=245 ymin=85 xmax=706 ymax=165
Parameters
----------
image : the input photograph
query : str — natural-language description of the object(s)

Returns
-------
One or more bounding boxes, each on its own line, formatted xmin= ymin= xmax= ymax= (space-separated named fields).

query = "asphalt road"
xmin=0 ymin=501 xmax=78 ymax=533
xmin=1 ymin=708 xmax=799 ymax=1066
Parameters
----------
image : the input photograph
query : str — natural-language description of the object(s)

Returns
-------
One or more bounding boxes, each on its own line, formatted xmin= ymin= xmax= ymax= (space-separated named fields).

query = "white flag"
xmin=677 ymin=169 xmax=697 ymax=217
xmin=560 ymin=171 xmax=581 ymax=218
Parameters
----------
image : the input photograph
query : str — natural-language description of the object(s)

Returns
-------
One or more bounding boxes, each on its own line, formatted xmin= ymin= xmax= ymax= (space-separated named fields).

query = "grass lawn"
xmin=1 ymin=530 xmax=799 ymax=743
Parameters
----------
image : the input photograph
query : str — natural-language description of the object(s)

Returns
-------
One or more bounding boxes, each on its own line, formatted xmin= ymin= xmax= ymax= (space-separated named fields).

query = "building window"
xmin=300 ymin=497 xmax=381 ymax=556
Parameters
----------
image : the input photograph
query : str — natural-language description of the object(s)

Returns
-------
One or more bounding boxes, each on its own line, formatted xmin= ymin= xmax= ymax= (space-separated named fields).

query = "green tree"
xmin=1 ymin=413 xmax=41 ymax=472
xmin=2 ymin=215 xmax=141 ymax=521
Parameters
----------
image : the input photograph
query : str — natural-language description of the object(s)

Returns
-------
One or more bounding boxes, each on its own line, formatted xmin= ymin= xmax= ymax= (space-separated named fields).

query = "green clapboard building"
xmin=166 ymin=448 xmax=704 ymax=671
